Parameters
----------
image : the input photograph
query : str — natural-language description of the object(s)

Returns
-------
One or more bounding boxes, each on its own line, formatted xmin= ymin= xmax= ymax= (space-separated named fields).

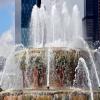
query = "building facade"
xmin=83 ymin=0 xmax=100 ymax=42
xmin=98 ymin=0 xmax=100 ymax=39
xmin=15 ymin=0 xmax=41 ymax=47
xmin=15 ymin=0 xmax=21 ymax=44
xmin=21 ymin=0 xmax=36 ymax=47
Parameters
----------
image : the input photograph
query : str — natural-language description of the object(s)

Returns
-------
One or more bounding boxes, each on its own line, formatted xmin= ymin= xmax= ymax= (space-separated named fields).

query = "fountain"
xmin=0 ymin=0 xmax=100 ymax=100
xmin=74 ymin=58 xmax=94 ymax=100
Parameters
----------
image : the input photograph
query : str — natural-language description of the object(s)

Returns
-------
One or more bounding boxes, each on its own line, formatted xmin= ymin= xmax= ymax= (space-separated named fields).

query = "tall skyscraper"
xmin=98 ymin=0 xmax=100 ymax=39
xmin=21 ymin=0 xmax=36 ymax=47
xmin=83 ymin=0 xmax=100 ymax=42
xmin=15 ymin=0 xmax=21 ymax=44
xmin=15 ymin=0 xmax=41 ymax=47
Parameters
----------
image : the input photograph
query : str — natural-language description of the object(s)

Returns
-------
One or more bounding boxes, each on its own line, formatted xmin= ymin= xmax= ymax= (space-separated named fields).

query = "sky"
xmin=0 ymin=0 xmax=84 ymax=44
xmin=0 ymin=0 xmax=15 ymax=44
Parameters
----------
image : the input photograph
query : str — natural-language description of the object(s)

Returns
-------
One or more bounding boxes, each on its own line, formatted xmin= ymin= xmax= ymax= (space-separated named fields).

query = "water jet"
xmin=0 ymin=0 xmax=100 ymax=100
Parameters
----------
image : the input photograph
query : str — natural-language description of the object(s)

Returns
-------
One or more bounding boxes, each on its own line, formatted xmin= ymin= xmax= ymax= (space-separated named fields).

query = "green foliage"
xmin=29 ymin=56 xmax=44 ymax=70
xmin=54 ymin=50 xmax=69 ymax=69
xmin=20 ymin=52 xmax=27 ymax=70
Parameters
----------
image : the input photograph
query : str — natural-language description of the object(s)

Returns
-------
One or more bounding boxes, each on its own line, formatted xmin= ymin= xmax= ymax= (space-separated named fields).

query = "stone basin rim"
xmin=0 ymin=88 xmax=100 ymax=96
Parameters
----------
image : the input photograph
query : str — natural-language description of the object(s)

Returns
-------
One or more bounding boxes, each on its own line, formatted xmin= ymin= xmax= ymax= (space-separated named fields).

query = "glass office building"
xmin=15 ymin=0 xmax=21 ymax=44
xmin=98 ymin=0 xmax=100 ymax=39
xmin=83 ymin=0 xmax=100 ymax=42
xmin=21 ymin=0 xmax=36 ymax=47
xmin=21 ymin=0 xmax=41 ymax=46
xmin=16 ymin=0 xmax=41 ymax=46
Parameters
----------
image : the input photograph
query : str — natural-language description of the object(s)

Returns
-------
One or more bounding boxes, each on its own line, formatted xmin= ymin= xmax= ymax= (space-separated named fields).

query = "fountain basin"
xmin=16 ymin=48 xmax=79 ymax=89
xmin=0 ymin=88 xmax=100 ymax=100
xmin=15 ymin=47 xmax=95 ymax=90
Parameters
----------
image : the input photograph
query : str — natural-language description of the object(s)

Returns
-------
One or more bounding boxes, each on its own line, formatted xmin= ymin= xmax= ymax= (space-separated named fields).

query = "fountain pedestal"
xmin=17 ymin=48 xmax=92 ymax=89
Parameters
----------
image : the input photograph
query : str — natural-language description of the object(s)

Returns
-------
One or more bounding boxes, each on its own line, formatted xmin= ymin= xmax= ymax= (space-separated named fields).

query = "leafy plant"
xmin=20 ymin=52 xmax=27 ymax=87
xmin=20 ymin=52 xmax=27 ymax=70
